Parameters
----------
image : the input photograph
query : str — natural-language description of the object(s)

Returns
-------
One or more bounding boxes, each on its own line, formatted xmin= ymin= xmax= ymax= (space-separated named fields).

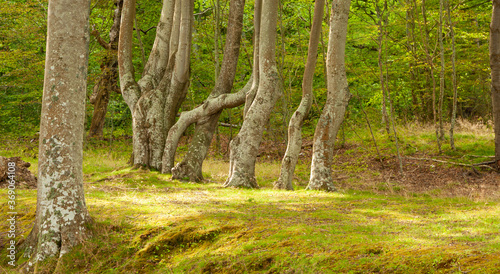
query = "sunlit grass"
xmin=1 ymin=122 xmax=499 ymax=273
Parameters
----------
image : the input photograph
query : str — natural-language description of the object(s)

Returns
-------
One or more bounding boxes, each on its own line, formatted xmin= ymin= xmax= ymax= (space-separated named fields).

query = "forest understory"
xmin=1 ymin=121 xmax=500 ymax=273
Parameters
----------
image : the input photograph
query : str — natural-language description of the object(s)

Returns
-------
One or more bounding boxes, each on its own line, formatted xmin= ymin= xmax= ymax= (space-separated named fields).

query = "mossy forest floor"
xmin=1 ymin=121 xmax=500 ymax=273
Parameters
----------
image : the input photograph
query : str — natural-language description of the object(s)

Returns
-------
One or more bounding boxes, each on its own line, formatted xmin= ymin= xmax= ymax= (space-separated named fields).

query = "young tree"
xmin=224 ymin=0 xmax=281 ymax=188
xmin=274 ymin=0 xmax=325 ymax=190
xmin=491 ymin=0 xmax=500 ymax=163
xmin=118 ymin=0 xmax=193 ymax=170
xmin=21 ymin=0 xmax=92 ymax=270
xmin=89 ymin=0 xmax=123 ymax=138
xmin=307 ymin=0 xmax=352 ymax=191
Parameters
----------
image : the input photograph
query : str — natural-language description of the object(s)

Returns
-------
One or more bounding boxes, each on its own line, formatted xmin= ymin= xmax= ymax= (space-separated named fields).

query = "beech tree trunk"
xmin=307 ymin=0 xmax=352 ymax=192
xmin=491 ymin=0 xmax=500 ymax=161
xmin=21 ymin=0 xmax=92 ymax=270
xmin=274 ymin=0 xmax=325 ymax=190
xmin=167 ymin=0 xmax=246 ymax=181
xmin=118 ymin=0 xmax=193 ymax=170
xmin=224 ymin=0 xmax=281 ymax=188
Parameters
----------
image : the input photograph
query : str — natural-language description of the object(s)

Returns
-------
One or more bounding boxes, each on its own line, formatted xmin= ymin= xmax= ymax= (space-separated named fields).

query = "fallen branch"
xmin=405 ymin=156 xmax=495 ymax=170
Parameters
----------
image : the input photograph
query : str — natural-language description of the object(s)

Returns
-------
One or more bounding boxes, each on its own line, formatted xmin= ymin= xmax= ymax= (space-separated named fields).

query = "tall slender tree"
xmin=274 ymin=0 xmax=325 ymax=190
xmin=307 ymin=0 xmax=352 ymax=191
xmin=491 ymin=0 xmax=500 ymax=164
xmin=21 ymin=0 xmax=92 ymax=270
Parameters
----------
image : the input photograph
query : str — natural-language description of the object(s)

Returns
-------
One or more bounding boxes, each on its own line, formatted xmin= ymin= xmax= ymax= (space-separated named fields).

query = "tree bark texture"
xmin=21 ymin=0 xmax=92 ymax=270
xmin=224 ymin=0 xmax=281 ymax=188
xmin=165 ymin=0 xmax=246 ymax=180
xmin=274 ymin=0 xmax=325 ymax=190
xmin=307 ymin=0 xmax=352 ymax=192
xmin=88 ymin=0 xmax=123 ymax=138
xmin=118 ymin=0 xmax=193 ymax=170
xmin=491 ymin=0 xmax=500 ymax=161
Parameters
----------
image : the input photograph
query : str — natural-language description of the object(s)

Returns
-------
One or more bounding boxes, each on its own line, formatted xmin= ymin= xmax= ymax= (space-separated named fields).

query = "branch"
xmin=406 ymin=156 xmax=495 ymax=170
xmin=161 ymin=80 xmax=252 ymax=173
xmin=91 ymin=27 xmax=111 ymax=50
xmin=133 ymin=26 xmax=157 ymax=34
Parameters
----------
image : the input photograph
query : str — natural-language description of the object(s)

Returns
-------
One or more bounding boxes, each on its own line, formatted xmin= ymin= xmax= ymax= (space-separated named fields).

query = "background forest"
xmin=0 ymin=0 xmax=493 ymax=140
xmin=1 ymin=0 xmax=500 ymax=273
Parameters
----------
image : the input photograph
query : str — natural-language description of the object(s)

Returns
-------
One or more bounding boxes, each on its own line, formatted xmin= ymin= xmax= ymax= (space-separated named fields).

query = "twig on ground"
xmin=405 ymin=156 xmax=495 ymax=170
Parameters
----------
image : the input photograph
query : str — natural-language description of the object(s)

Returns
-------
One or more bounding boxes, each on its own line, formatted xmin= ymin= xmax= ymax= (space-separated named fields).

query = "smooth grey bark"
xmin=224 ymin=0 xmax=281 ymax=188
xmin=165 ymin=0 xmax=247 ymax=180
xmin=491 ymin=0 xmax=500 ymax=162
xmin=118 ymin=0 xmax=193 ymax=170
xmin=274 ymin=0 xmax=325 ymax=190
xmin=21 ymin=0 xmax=92 ymax=270
xmin=307 ymin=0 xmax=352 ymax=192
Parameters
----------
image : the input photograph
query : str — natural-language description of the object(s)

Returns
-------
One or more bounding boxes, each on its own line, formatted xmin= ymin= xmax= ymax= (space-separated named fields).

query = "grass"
xmin=0 ymin=121 xmax=499 ymax=273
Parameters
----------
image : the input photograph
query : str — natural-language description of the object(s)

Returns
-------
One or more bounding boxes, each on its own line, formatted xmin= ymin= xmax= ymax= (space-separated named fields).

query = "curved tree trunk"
xmin=224 ymin=0 xmax=281 ymax=189
xmin=307 ymin=0 xmax=352 ymax=192
xmin=21 ymin=0 xmax=92 ymax=270
xmin=118 ymin=0 xmax=193 ymax=170
xmin=88 ymin=0 xmax=123 ymax=138
xmin=274 ymin=0 xmax=325 ymax=190
xmin=165 ymin=0 xmax=247 ymax=180
xmin=491 ymin=0 xmax=500 ymax=162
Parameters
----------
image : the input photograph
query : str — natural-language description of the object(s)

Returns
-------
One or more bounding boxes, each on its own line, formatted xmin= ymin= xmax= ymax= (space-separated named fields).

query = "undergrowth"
xmin=0 ymin=122 xmax=499 ymax=273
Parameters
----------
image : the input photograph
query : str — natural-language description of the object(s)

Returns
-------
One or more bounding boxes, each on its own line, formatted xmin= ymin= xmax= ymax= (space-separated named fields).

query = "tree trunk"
xmin=307 ymin=0 xmax=352 ymax=192
xmin=421 ymin=0 xmax=440 ymax=149
xmin=438 ymin=0 xmax=446 ymax=152
xmin=118 ymin=0 xmax=193 ymax=170
xmin=447 ymin=0 xmax=458 ymax=150
xmin=88 ymin=0 xmax=123 ymax=138
xmin=168 ymin=0 xmax=246 ymax=181
xmin=21 ymin=0 xmax=92 ymax=270
xmin=274 ymin=0 xmax=325 ymax=190
xmin=491 ymin=0 xmax=500 ymax=162
xmin=224 ymin=0 xmax=281 ymax=188
xmin=376 ymin=2 xmax=391 ymax=136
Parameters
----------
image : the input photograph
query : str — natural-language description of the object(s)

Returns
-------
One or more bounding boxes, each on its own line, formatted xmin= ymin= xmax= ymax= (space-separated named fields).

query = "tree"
xmin=161 ymin=0 xmax=247 ymax=180
xmin=88 ymin=0 xmax=123 ymax=138
xmin=118 ymin=0 xmax=193 ymax=170
xmin=307 ymin=0 xmax=352 ymax=191
xmin=491 ymin=0 xmax=500 ymax=163
xmin=274 ymin=0 xmax=325 ymax=190
xmin=224 ymin=0 xmax=281 ymax=188
xmin=20 ymin=0 xmax=92 ymax=270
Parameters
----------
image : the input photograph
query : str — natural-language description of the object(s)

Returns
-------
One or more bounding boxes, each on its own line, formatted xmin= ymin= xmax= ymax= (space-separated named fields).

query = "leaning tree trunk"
xmin=491 ymin=0 xmax=500 ymax=163
xmin=274 ymin=0 xmax=325 ymax=190
xmin=21 ymin=0 xmax=92 ymax=270
xmin=88 ymin=0 xmax=123 ymax=138
xmin=161 ymin=0 xmax=261 ymax=176
xmin=118 ymin=0 xmax=192 ymax=170
xmin=224 ymin=0 xmax=281 ymax=188
xmin=307 ymin=0 xmax=352 ymax=192
xmin=168 ymin=0 xmax=246 ymax=181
